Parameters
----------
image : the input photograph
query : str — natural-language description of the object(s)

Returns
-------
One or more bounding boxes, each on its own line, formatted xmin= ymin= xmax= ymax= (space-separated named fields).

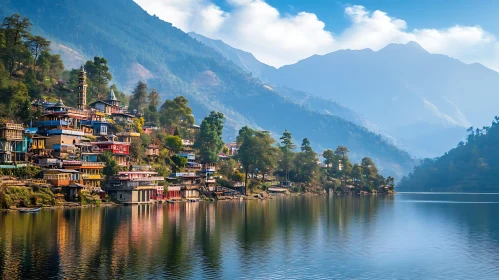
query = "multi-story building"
xmin=42 ymin=169 xmax=82 ymax=187
xmin=36 ymin=99 xmax=86 ymax=157
xmin=0 ymin=123 xmax=26 ymax=163
xmin=106 ymin=171 xmax=165 ymax=204
xmin=92 ymin=141 xmax=130 ymax=167
xmin=62 ymin=160 xmax=104 ymax=191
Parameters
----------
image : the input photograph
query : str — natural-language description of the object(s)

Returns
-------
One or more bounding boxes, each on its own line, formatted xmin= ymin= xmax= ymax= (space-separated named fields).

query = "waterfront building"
xmin=62 ymin=160 xmax=104 ymax=191
xmin=42 ymin=169 xmax=82 ymax=187
xmin=106 ymin=171 xmax=165 ymax=204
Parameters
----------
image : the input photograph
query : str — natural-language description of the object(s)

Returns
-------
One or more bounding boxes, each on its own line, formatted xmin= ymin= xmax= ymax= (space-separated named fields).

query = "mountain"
xmin=189 ymin=32 xmax=382 ymax=133
xmin=189 ymin=32 xmax=275 ymax=81
xmin=0 ymin=0 xmax=415 ymax=177
xmin=263 ymin=42 xmax=499 ymax=158
xmin=398 ymin=118 xmax=499 ymax=192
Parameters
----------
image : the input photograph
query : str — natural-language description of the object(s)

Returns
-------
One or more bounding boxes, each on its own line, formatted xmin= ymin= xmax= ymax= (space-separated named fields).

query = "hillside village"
xmin=0 ymin=14 xmax=395 ymax=209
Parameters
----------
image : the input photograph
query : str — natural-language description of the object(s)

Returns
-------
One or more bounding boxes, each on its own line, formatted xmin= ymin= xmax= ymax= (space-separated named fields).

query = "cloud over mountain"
xmin=134 ymin=0 xmax=499 ymax=71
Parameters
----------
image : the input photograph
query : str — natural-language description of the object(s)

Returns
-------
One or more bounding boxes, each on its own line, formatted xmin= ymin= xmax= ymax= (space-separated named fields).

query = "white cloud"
xmin=133 ymin=1 xmax=499 ymax=71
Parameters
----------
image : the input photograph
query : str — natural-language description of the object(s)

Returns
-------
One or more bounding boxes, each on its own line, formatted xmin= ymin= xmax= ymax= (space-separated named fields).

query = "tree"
xmin=219 ymin=158 xmax=237 ymax=178
xmin=170 ymin=154 xmax=187 ymax=172
xmin=279 ymin=130 xmax=296 ymax=181
xmin=84 ymin=57 xmax=112 ymax=101
xmin=165 ymin=135 xmax=183 ymax=154
xmin=148 ymin=88 xmax=160 ymax=107
xmin=235 ymin=127 xmax=278 ymax=193
xmin=194 ymin=111 xmax=225 ymax=164
xmin=129 ymin=137 xmax=144 ymax=163
xmin=322 ymin=149 xmax=336 ymax=179
xmin=129 ymin=81 xmax=148 ymax=114
xmin=1 ymin=14 xmax=32 ymax=73
xmin=159 ymin=96 xmax=194 ymax=132
xmin=335 ymin=146 xmax=351 ymax=186
xmin=27 ymin=35 xmax=49 ymax=67
xmin=291 ymin=138 xmax=319 ymax=184
xmin=144 ymin=88 xmax=160 ymax=125
xmin=99 ymin=151 xmax=119 ymax=179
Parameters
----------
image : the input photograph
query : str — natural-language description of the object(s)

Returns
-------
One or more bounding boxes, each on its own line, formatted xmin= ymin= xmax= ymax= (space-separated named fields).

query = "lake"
xmin=1 ymin=193 xmax=499 ymax=279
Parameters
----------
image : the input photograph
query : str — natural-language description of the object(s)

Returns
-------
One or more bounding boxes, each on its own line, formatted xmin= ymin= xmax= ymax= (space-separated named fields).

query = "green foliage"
xmin=170 ymin=154 xmax=187 ymax=172
xmin=194 ymin=111 xmax=225 ymax=164
xmin=159 ymin=96 xmax=194 ymax=132
xmin=84 ymin=56 xmax=112 ymax=102
xmin=218 ymin=158 xmax=237 ymax=178
xmin=99 ymin=151 xmax=119 ymax=178
xmin=129 ymin=81 xmax=148 ymax=114
xmin=0 ymin=186 xmax=55 ymax=209
xmin=165 ymin=135 xmax=183 ymax=153
xmin=0 ymin=165 xmax=41 ymax=178
xmin=235 ymin=127 xmax=279 ymax=191
xmin=129 ymin=137 xmax=145 ymax=163
xmin=400 ymin=118 xmax=499 ymax=192
xmin=278 ymin=130 xmax=296 ymax=181
xmin=291 ymin=138 xmax=319 ymax=184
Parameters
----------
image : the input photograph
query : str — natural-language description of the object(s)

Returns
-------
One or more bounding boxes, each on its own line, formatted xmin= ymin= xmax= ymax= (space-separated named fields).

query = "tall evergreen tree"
xmin=84 ymin=56 xmax=112 ymax=101
xmin=194 ymin=111 xmax=225 ymax=164
xmin=279 ymin=130 xmax=296 ymax=181
xmin=129 ymin=81 xmax=148 ymax=114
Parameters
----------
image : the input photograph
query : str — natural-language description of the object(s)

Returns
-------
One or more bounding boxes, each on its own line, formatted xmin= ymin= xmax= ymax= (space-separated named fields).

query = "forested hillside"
xmin=0 ymin=0 xmax=415 ymax=177
xmin=399 ymin=118 xmax=499 ymax=192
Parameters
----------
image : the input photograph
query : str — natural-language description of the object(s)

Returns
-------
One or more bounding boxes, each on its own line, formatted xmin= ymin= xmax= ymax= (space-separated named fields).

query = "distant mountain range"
xmin=190 ymin=33 xmax=499 ymax=159
xmin=1 ymin=0 xmax=415 ymax=178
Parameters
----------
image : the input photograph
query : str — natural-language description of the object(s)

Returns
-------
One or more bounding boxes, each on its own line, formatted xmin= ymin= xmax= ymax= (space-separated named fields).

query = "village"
xmin=0 ymin=66 xmax=296 ymax=207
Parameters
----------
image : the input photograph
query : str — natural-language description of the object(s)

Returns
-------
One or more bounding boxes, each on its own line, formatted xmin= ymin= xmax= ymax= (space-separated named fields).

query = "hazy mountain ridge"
xmin=1 ymin=0 xmax=416 ymax=177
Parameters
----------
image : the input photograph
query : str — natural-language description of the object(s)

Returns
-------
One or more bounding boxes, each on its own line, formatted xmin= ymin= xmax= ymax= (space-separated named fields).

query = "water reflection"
xmin=0 ymin=194 xmax=498 ymax=279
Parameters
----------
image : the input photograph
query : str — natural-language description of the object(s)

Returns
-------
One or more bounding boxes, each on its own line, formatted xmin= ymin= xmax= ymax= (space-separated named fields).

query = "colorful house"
xmin=106 ymin=171 xmax=165 ymax=204
xmin=0 ymin=123 xmax=26 ymax=163
xmin=92 ymin=141 xmax=130 ymax=167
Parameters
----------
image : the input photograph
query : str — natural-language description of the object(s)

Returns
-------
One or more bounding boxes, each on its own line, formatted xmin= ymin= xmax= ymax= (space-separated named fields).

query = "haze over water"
xmin=1 ymin=194 xmax=499 ymax=279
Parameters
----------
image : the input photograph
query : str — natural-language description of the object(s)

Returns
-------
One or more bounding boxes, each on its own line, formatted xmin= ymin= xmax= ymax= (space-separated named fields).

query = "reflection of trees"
xmin=0 ymin=196 xmax=390 ymax=278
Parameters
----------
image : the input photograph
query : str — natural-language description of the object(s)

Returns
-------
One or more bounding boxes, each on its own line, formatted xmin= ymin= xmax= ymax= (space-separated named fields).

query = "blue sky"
xmin=134 ymin=0 xmax=499 ymax=70
xmin=215 ymin=0 xmax=499 ymax=34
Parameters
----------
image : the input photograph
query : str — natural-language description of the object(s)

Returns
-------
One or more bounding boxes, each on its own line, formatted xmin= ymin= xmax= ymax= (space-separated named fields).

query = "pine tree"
xmin=129 ymin=81 xmax=148 ymax=114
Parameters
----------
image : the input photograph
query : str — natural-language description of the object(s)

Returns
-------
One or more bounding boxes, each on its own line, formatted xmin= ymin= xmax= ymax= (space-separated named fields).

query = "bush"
xmin=216 ymin=178 xmax=234 ymax=188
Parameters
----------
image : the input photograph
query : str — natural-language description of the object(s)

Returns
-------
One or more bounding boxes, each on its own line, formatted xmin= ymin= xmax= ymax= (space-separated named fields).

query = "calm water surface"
xmin=1 ymin=193 xmax=499 ymax=279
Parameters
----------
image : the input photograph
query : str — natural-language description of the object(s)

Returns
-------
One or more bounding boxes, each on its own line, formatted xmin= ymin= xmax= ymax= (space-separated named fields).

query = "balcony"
xmin=82 ymin=174 xmax=102 ymax=180
xmin=116 ymin=132 xmax=140 ymax=137
xmin=36 ymin=120 xmax=68 ymax=127
xmin=0 ymin=123 xmax=23 ymax=130
xmin=81 ymin=161 xmax=105 ymax=167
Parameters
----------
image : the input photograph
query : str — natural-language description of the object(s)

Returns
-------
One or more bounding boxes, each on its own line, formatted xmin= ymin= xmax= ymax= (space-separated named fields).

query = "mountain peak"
xmin=380 ymin=41 xmax=428 ymax=54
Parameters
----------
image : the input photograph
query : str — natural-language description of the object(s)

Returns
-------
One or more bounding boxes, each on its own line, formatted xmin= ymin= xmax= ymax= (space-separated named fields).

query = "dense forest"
xmin=0 ymin=0 xmax=416 ymax=178
xmin=399 ymin=118 xmax=499 ymax=192
xmin=0 ymin=14 xmax=127 ymax=124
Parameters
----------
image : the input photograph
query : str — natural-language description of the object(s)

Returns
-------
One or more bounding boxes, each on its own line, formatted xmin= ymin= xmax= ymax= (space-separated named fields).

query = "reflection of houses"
xmin=0 ymin=123 xmax=26 ymax=163
xmin=106 ymin=171 xmax=165 ymax=204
